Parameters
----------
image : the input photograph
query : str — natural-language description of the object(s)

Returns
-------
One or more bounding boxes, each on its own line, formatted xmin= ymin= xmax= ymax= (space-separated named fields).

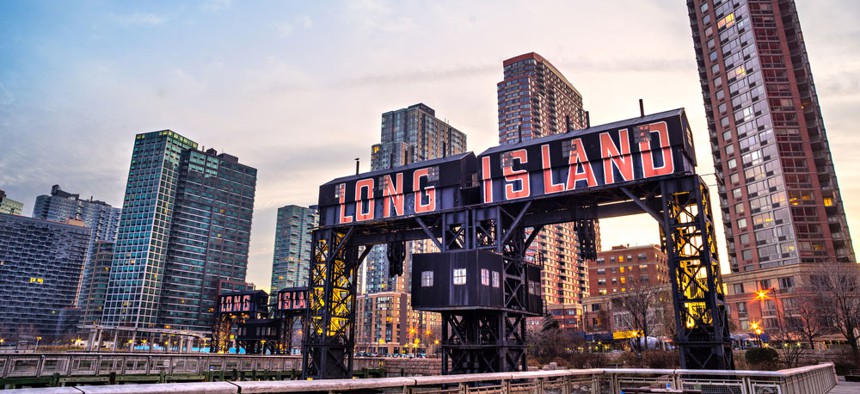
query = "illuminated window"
xmin=481 ymin=269 xmax=490 ymax=286
xmin=453 ymin=269 xmax=466 ymax=285
xmin=717 ymin=13 xmax=735 ymax=30
xmin=492 ymin=271 xmax=500 ymax=288
xmin=421 ymin=271 xmax=433 ymax=287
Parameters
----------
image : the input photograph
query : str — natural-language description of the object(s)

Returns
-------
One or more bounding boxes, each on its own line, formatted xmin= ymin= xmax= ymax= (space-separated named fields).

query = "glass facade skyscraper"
xmin=687 ymin=0 xmax=854 ymax=272
xmin=270 ymin=204 xmax=318 ymax=294
xmin=79 ymin=241 xmax=114 ymax=325
xmin=102 ymin=130 xmax=257 ymax=332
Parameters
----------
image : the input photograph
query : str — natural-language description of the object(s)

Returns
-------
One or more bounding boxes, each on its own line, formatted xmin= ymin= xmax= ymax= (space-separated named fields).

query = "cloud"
xmin=0 ymin=84 xmax=14 ymax=106
xmin=273 ymin=16 xmax=313 ymax=38
xmin=275 ymin=21 xmax=293 ymax=37
xmin=201 ymin=0 xmax=232 ymax=13
xmin=110 ymin=12 xmax=168 ymax=26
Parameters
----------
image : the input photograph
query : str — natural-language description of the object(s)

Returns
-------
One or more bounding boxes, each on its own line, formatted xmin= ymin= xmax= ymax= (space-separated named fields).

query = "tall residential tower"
xmin=356 ymin=103 xmax=467 ymax=355
xmin=33 ymin=185 xmax=121 ymax=308
xmin=0 ymin=214 xmax=90 ymax=339
xmin=101 ymin=130 xmax=257 ymax=332
xmin=497 ymin=52 xmax=596 ymax=316
xmin=270 ymin=204 xmax=318 ymax=293
xmin=688 ymin=0 xmax=854 ymax=272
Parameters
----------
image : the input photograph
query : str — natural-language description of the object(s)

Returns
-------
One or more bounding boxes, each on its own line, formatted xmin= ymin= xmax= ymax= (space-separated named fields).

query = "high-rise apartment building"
xmin=0 ymin=213 xmax=90 ymax=340
xmin=0 ymin=190 xmax=23 ymax=215
xmin=101 ymin=130 xmax=257 ymax=333
xmin=497 ymin=52 xmax=594 ymax=315
xmin=356 ymin=103 xmax=467 ymax=355
xmin=270 ymin=205 xmax=318 ymax=294
xmin=364 ymin=103 xmax=468 ymax=293
xmin=33 ymin=185 xmax=121 ymax=307
xmin=688 ymin=0 xmax=854 ymax=272
xmin=79 ymin=241 xmax=114 ymax=325
xmin=498 ymin=52 xmax=586 ymax=144
xmin=33 ymin=185 xmax=122 ymax=242
xmin=589 ymin=244 xmax=670 ymax=297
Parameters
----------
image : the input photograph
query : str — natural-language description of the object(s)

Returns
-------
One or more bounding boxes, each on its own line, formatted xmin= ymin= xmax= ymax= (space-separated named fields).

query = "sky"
xmin=2 ymin=0 xmax=860 ymax=290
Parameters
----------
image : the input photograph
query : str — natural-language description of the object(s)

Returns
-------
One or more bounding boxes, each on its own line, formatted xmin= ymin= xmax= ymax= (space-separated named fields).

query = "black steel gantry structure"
xmin=302 ymin=109 xmax=734 ymax=378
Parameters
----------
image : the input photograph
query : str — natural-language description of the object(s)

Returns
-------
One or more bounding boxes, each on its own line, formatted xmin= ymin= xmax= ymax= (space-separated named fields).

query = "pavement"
xmin=828 ymin=380 xmax=860 ymax=393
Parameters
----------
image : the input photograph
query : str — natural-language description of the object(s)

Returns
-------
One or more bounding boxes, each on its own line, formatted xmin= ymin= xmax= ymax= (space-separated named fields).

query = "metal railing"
xmin=0 ymin=353 xmax=301 ymax=379
xmin=0 ymin=353 xmax=837 ymax=394
xmin=0 ymin=355 xmax=837 ymax=394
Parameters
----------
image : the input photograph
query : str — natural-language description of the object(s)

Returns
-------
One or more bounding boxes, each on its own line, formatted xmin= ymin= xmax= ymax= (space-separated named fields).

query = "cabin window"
xmin=481 ymin=269 xmax=490 ymax=286
xmin=421 ymin=271 xmax=434 ymax=287
xmin=492 ymin=271 xmax=500 ymax=288
xmin=453 ymin=268 xmax=467 ymax=285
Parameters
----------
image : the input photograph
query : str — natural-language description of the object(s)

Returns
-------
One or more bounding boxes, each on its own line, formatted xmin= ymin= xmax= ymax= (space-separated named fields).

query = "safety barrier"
xmin=1 ymin=360 xmax=837 ymax=393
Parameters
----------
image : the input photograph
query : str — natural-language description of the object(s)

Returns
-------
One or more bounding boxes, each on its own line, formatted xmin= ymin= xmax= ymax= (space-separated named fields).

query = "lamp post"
xmin=35 ymin=336 xmax=42 ymax=351
xmin=755 ymin=327 xmax=763 ymax=347
xmin=260 ymin=339 xmax=267 ymax=355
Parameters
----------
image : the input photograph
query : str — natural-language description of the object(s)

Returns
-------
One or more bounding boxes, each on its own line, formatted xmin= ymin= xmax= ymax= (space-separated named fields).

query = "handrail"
xmin=0 ymin=359 xmax=837 ymax=394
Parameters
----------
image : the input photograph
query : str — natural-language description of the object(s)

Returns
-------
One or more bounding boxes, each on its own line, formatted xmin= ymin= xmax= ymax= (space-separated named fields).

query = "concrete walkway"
xmin=829 ymin=380 xmax=860 ymax=393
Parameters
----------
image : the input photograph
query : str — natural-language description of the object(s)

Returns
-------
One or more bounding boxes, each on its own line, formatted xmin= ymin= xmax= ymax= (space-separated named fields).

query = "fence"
xmin=0 ymin=355 xmax=837 ymax=394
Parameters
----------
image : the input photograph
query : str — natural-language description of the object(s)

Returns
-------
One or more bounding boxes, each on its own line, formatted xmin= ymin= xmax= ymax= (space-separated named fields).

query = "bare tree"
xmin=806 ymin=262 xmax=860 ymax=364
xmin=769 ymin=309 xmax=807 ymax=368
xmin=788 ymin=295 xmax=830 ymax=350
xmin=612 ymin=280 xmax=669 ymax=352
xmin=528 ymin=315 xmax=582 ymax=363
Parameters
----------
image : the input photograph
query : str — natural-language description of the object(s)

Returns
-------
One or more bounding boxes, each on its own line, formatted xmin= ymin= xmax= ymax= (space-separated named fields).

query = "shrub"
xmin=745 ymin=347 xmax=779 ymax=370
xmin=643 ymin=350 xmax=680 ymax=369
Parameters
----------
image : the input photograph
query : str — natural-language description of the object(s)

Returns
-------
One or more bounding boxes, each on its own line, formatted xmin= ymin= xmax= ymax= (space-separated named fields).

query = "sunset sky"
xmin=2 ymin=0 xmax=860 ymax=288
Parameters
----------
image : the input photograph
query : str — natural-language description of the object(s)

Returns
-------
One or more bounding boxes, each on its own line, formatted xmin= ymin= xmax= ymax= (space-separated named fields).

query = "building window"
xmin=481 ymin=269 xmax=490 ymax=286
xmin=453 ymin=269 xmax=466 ymax=285
xmin=733 ymin=283 xmax=745 ymax=294
xmin=779 ymin=277 xmax=794 ymax=289
xmin=421 ymin=271 xmax=433 ymax=287
xmin=492 ymin=271 xmax=500 ymax=288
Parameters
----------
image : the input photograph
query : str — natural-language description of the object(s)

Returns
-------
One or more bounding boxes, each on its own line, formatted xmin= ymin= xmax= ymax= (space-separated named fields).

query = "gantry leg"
xmin=660 ymin=175 xmax=733 ymax=369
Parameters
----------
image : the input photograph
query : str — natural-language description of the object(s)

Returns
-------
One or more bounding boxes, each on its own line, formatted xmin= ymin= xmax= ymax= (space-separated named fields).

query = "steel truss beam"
xmin=303 ymin=174 xmax=733 ymax=378
xmin=659 ymin=176 xmax=733 ymax=369
xmin=210 ymin=314 xmax=233 ymax=354
xmin=436 ymin=204 xmax=536 ymax=375
xmin=302 ymin=228 xmax=367 ymax=379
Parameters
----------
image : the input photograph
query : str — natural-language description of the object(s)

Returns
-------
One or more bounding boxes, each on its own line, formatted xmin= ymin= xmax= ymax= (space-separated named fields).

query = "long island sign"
xmin=318 ymin=109 xmax=697 ymax=227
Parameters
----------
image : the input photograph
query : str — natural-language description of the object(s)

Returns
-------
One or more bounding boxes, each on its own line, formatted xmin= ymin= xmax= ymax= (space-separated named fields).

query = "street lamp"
xmin=260 ymin=339 xmax=267 ymax=355
xmin=35 ymin=336 xmax=42 ymax=351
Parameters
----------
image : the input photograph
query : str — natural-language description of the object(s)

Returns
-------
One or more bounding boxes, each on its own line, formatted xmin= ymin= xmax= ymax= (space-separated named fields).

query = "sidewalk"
xmin=828 ymin=380 xmax=860 ymax=393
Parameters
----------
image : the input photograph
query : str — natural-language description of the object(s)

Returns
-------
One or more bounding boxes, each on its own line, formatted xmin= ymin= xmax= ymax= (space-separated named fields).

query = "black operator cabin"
xmin=411 ymin=250 xmax=543 ymax=314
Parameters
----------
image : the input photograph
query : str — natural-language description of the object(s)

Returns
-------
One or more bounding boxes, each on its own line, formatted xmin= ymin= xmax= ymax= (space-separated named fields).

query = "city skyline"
xmin=2 ymin=1 xmax=860 ymax=290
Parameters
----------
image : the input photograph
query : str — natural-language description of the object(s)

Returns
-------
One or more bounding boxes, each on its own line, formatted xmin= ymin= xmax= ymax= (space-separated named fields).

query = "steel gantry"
xmin=302 ymin=109 xmax=734 ymax=378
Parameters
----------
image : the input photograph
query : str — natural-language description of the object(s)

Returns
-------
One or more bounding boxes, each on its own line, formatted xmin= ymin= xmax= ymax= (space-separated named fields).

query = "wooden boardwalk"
xmin=829 ymin=380 xmax=860 ymax=393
